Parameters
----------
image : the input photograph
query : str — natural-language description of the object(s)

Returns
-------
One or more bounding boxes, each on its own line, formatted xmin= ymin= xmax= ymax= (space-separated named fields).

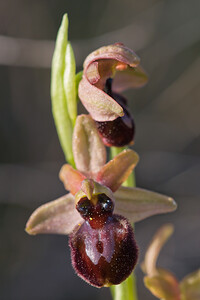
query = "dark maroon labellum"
xmin=95 ymin=79 xmax=135 ymax=147
xmin=69 ymin=194 xmax=138 ymax=287
xmin=76 ymin=193 xmax=114 ymax=228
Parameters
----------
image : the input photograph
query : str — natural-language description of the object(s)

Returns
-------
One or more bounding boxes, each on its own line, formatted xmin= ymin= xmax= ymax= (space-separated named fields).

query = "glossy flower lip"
xmin=78 ymin=43 xmax=148 ymax=122
xmin=141 ymin=224 xmax=200 ymax=300
xmin=26 ymin=115 xmax=176 ymax=237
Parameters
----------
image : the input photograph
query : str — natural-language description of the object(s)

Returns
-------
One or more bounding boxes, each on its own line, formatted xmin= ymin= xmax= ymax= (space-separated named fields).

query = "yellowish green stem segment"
xmin=110 ymin=147 xmax=138 ymax=300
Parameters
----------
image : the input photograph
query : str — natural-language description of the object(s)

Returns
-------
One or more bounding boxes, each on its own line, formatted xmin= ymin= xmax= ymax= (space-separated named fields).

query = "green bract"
xmin=51 ymin=14 xmax=78 ymax=165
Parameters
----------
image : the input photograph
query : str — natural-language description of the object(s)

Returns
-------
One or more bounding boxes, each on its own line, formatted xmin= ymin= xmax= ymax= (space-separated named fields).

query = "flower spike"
xmin=26 ymin=12 xmax=178 ymax=293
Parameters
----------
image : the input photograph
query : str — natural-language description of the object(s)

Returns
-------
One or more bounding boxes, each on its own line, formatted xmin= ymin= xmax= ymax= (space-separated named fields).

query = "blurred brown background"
xmin=0 ymin=0 xmax=200 ymax=299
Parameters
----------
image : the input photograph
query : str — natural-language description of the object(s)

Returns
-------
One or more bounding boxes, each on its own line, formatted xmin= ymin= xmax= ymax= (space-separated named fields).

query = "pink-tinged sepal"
xmin=78 ymin=77 xmax=124 ymax=122
xmin=95 ymin=149 xmax=139 ymax=192
xmin=25 ymin=193 xmax=83 ymax=235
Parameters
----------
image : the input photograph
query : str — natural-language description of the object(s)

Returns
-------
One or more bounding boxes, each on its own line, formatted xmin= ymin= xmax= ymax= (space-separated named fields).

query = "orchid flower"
xmin=79 ymin=43 xmax=148 ymax=122
xmin=26 ymin=114 xmax=176 ymax=288
xmin=78 ymin=43 xmax=148 ymax=147
xmin=141 ymin=224 xmax=200 ymax=300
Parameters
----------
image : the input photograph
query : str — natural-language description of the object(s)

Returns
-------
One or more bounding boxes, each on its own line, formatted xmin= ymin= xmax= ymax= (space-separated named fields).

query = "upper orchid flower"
xmin=78 ymin=43 xmax=148 ymax=147
xmin=79 ymin=43 xmax=148 ymax=122
xmin=26 ymin=115 xmax=176 ymax=288
xmin=141 ymin=224 xmax=200 ymax=300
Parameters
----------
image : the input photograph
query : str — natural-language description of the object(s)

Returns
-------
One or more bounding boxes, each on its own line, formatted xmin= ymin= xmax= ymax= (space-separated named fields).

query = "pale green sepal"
xmin=64 ymin=42 xmax=77 ymax=126
xmin=114 ymin=186 xmax=177 ymax=223
xmin=51 ymin=14 xmax=74 ymax=166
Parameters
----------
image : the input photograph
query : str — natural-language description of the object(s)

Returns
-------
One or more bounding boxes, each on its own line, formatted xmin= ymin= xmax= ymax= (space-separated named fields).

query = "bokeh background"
xmin=1 ymin=0 xmax=200 ymax=299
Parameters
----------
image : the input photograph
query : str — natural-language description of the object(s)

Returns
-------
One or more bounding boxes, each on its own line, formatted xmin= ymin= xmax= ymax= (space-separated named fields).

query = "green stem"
xmin=110 ymin=146 xmax=138 ymax=300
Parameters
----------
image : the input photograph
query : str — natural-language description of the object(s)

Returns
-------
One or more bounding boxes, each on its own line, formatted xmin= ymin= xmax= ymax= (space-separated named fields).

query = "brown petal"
xmin=59 ymin=164 xmax=86 ymax=195
xmin=114 ymin=188 xmax=177 ymax=225
xmin=96 ymin=149 xmax=139 ymax=192
xmin=25 ymin=193 xmax=83 ymax=235
xmin=113 ymin=65 xmax=148 ymax=92
xmin=144 ymin=268 xmax=181 ymax=300
xmin=73 ymin=114 xmax=107 ymax=174
xmin=78 ymin=77 xmax=124 ymax=121
xmin=180 ymin=269 xmax=200 ymax=300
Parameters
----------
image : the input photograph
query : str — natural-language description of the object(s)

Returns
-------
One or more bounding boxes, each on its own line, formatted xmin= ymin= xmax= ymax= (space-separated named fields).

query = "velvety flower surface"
xmin=26 ymin=115 xmax=177 ymax=287
xmin=141 ymin=224 xmax=200 ymax=300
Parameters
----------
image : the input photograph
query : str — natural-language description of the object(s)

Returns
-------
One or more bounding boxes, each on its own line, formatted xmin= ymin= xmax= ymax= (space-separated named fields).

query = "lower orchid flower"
xmin=26 ymin=115 xmax=177 ymax=288
xmin=141 ymin=224 xmax=200 ymax=300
